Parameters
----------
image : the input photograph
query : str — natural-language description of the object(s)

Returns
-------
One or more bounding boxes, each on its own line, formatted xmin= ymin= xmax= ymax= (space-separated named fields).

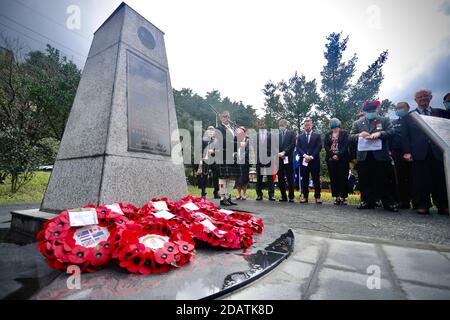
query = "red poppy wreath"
xmin=116 ymin=220 xmax=195 ymax=274
xmin=37 ymin=205 xmax=129 ymax=273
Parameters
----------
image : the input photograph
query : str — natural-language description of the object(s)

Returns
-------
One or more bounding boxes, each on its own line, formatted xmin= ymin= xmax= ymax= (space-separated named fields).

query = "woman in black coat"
xmin=324 ymin=118 xmax=350 ymax=205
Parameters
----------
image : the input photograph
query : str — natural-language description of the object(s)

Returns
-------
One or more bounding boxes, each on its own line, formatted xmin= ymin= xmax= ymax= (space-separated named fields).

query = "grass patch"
xmin=0 ymin=172 xmax=50 ymax=204
xmin=0 ymin=173 xmax=361 ymax=205
xmin=187 ymin=185 xmax=360 ymax=204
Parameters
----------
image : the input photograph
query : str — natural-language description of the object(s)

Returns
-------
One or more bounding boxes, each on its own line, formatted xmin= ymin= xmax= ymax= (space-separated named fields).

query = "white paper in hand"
xmin=302 ymin=158 xmax=309 ymax=167
xmin=182 ymin=202 xmax=200 ymax=211
xmin=153 ymin=201 xmax=168 ymax=212
xmin=152 ymin=210 xmax=175 ymax=220
xmin=357 ymin=137 xmax=382 ymax=151
xmin=283 ymin=157 xmax=289 ymax=164
xmin=68 ymin=208 xmax=98 ymax=227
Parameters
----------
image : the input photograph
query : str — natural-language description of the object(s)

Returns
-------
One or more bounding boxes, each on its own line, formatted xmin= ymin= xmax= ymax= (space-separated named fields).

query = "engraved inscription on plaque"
xmin=127 ymin=50 xmax=171 ymax=155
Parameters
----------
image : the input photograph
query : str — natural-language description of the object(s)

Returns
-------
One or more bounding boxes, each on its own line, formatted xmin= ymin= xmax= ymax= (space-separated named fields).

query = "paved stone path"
xmin=1 ymin=199 xmax=449 ymax=299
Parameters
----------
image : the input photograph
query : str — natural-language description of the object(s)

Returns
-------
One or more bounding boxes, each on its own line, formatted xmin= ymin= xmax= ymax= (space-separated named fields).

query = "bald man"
xmin=401 ymin=89 xmax=449 ymax=215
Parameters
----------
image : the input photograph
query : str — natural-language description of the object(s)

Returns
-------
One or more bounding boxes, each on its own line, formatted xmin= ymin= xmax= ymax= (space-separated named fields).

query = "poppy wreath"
xmin=189 ymin=219 xmax=254 ymax=249
xmin=182 ymin=210 xmax=254 ymax=249
xmin=116 ymin=220 xmax=195 ymax=274
xmin=178 ymin=196 xmax=264 ymax=236
xmin=136 ymin=200 xmax=191 ymax=231
xmin=37 ymin=206 xmax=124 ymax=273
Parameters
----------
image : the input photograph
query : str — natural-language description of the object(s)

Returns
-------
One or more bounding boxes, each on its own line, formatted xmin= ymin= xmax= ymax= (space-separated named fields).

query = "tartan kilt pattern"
xmin=218 ymin=163 xmax=242 ymax=177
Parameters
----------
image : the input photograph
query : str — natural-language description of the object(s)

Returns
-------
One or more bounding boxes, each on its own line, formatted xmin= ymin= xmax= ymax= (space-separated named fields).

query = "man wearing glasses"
xmin=402 ymin=89 xmax=449 ymax=215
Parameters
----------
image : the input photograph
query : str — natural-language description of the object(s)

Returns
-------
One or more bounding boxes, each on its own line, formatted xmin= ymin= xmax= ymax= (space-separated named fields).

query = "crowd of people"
xmin=195 ymin=89 xmax=450 ymax=216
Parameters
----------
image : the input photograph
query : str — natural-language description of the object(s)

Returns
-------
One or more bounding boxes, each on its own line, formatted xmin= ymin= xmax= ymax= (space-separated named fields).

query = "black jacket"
xmin=215 ymin=123 xmax=237 ymax=164
xmin=256 ymin=129 xmax=274 ymax=167
xmin=401 ymin=108 xmax=447 ymax=161
xmin=297 ymin=131 xmax=322 ymax=163
xmin=350 ymin=115 xmax=394 ymax=161
xmin=324 ymin=130 xmax=350 ymax=162
xmin=278 ymin=129 xmax=296 ymax=163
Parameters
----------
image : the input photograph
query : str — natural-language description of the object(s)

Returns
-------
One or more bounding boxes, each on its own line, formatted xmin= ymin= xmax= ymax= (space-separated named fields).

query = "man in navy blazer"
xmin=402 ymin=89 xmax=449 ymax=215
xmin=277 ymin=119 xmax=296 ymax=202
xmin=297 ymin=118 xmax=323 ymax=203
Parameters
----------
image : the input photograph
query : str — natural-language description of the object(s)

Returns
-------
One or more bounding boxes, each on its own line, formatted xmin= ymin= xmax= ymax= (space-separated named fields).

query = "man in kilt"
xmin=215 ymin=111 xmax=242 ymax=206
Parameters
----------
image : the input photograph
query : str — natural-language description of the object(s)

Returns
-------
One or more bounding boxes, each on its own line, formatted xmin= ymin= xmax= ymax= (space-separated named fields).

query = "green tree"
xmin=263 ymin=72 xmax=321 ymax=130
xmin=320 ymin=32 xmax=389 ymax=129
xmin=26 ymin=45 xmax=81 ymax=141
xmin=0 ymin=38 xmax=80 ymax=192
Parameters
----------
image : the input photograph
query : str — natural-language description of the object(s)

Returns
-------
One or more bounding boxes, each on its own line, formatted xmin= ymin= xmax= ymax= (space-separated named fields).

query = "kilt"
xmin=218 ymin=163 xmax=242 ymax=177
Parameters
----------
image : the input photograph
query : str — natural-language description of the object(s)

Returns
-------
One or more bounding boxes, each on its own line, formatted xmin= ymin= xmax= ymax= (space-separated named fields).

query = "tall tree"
xmin=263 ymin=72 xmax=321 ymax=130
xmin=26 ymin=45 xmax=81 ymax=141
xmin=320 ymin=32 xmax=389 ymax=128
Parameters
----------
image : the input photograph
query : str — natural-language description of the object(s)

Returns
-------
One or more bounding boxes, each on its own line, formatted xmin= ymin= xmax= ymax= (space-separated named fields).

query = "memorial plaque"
xmin=127 ymin=50 xmax=171 ymax=155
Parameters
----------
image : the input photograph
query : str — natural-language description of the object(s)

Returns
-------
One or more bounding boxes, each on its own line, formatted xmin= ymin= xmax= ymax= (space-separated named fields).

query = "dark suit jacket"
xmin=215 ymin=123 xmax=237 ymax=164
xmin=256 ymin=130 xmax=274 ymax=167
xmin=324 ymin=130 xmax=350 ymax=162
xmin=297 ymin=131 xmax=322 ymax=164
xmin=401 ymin=108 xmax=446 ymax=161
xmin=278 ymin=129 xmax=296 ymax=164
xmin=350 ymin=116 xmax=393 ymax=161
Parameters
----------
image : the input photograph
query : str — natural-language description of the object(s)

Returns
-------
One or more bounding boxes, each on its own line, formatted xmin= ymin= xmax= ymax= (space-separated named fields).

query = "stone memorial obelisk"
xmin=41 ymin=2 xmax=187 ymax=213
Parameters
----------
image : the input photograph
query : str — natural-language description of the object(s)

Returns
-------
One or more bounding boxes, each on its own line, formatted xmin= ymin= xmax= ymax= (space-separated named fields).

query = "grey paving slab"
xmin=401 ymin=282 xmax=450 ymax=300
xmin=324 ymin=239 xmax=382 ymax=274
xmin=383 ymin=245 xmax=450 ymax=288
xmin=223 ymin=261 xmax=313 ymax=300
xmin=309 ymin=268 xmax=405 ymax=300
xmin=291 ymin=233 xmax=325 ymax=264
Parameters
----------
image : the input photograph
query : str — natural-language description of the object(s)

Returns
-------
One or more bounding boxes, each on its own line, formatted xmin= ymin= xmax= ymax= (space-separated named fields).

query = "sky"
xmin=1 ymin=0 xmax=449 ymax=116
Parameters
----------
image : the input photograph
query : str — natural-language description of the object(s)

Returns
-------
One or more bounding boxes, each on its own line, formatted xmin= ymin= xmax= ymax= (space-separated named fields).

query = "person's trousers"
xmin=412 ymin=149 xmax=448 ymax=210
xmin=277 ymin=160 xmax=295 ymax=200
xmin=300 ymin=160 xmax=321 ymax=199
xmin=327 ymin=160 xmax=349 ymax=198
xmin=211 ymin=165 xmax=219 ymax=195
xmin=358 ymin=152 xmax=395 ymax=206
xmin=256 ymin=164 xmax=274 ymax=198
xmin=391 ymin=149 xmax=412 ymax=206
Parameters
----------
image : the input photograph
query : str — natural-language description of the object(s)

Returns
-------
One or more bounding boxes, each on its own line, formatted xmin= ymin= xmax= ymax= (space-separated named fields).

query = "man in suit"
xmin=297 ymin=118 xmax=323 ymax=204
xmin=350 ymin=100 xmax=398 ymax=212
xmin=389 ymin=102 xmax=413 ymax=209
xmin=402 ymin=89 xmax=449 ymax=215
xmin=256 ymin=118 xmax=275 ymax=201
xmin=277 ymin=119 xmax=296 ymax=202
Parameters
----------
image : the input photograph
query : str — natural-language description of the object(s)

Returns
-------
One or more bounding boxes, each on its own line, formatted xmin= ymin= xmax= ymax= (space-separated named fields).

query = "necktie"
xmin=307 ymin=133 xmax=310 ymax=144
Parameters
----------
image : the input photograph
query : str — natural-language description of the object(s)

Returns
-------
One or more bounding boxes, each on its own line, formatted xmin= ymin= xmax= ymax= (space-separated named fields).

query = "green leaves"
xmin=0 ymin=43 xmax=79 ymax=192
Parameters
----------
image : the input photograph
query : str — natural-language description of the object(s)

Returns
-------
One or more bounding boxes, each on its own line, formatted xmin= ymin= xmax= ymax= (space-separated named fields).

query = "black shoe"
xmin=357 ymin=202 xmax=375 ymax=210
xmin=227 ymin=198 xmax=237 ymax=206
xmin=437 ymin=208 xmax=449 ymax=215
xmin=269 ymin=197 xmax=276 ymax=201
xmin=220 ymin=200 xmax=231 ymax=207
xmin=334 ymin=198 xmax=342 ymax=205
xmin=384 ymin=204 xmax=399 ymax=212
xmin=289 ymin=199 xmax=295 ymax=203
xmin=279 ymin=198 xmax=288 ymax=202
xmin=256 ymin=196 xmax=263 ymax=201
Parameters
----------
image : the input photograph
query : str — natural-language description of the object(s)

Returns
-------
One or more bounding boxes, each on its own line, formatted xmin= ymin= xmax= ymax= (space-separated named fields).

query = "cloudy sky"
xmin=1 ymin=0 xmax=449 ymax=115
